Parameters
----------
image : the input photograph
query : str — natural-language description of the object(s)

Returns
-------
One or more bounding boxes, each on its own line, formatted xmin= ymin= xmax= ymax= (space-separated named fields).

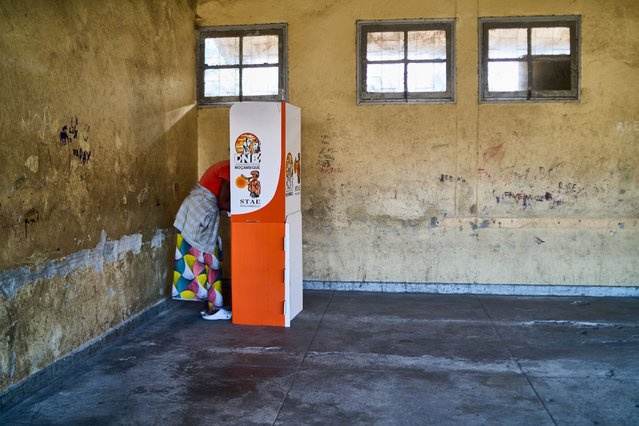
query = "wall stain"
xmin=23 ymin=209 xmax=40 ymax=238
xmin=483 ymin=143 xmax=504 ymax=163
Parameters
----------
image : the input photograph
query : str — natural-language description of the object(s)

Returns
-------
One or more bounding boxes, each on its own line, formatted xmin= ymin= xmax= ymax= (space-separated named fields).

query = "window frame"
xmin=479 ymin=16 xmax=581 ymax=103
xmin=357 ymin=19 xmax=456 ymax=104
xmin=197 ymin=24 xmax=288 ymax=106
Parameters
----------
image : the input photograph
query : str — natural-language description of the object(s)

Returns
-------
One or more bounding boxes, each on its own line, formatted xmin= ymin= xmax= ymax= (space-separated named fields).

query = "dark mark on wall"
xmin=558 ymin=182 xmax=580 ymax=193
xmin=534 ymin=236 xmax=545 ymax=244
xmin=24 ymin=208 xmax=39 ymax=238
xmin=469 ymin=220 xmax=490 ymax=230
xmin=58 ymin=116 xmax=92 ymax=165
xmin=494 ymin=191 xmax=559 ymax=209
xmin=429 ymin=217 xmax=439 ymax=228
xmin=59 ymin=116 xmax=79 ymax=146
xmin=59 ymin=125 xmax=71 ymax=146
xmin=439 ymin=173 xmax=466 ymax=183
xmin=73 ymin=148 xmax=91 ymax=165
xmin=316 ymin=134 xmax=342 ymax=174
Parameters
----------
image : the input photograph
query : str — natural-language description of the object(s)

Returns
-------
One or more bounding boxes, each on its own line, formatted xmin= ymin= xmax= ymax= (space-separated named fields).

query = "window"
xmin=197 ymin=24 xmax=287 ymax=105
xmin=357 ymin=19 xmax=455 ymax=104
xmin=479 ymin=16 xmax=580 ymax=102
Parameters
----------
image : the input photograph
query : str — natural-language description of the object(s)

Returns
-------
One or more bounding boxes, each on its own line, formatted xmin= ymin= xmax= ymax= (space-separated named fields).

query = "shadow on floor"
xmin=1 ymin=291 xmax=639 ymax=425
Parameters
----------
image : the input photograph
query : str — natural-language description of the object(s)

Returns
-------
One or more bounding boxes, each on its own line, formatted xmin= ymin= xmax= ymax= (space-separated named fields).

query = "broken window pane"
xmin=408 ymin=63 xmax=446 ymax=92
xmin=532 ymin=27 xmax=570 ymax=55
xmin=242 ymin=67 xmax=279 ymax=96
xmin=204 ymin=68 xmax=239 ymax=96
xmin=487 ymin=61 xmax=527 ymax=91
xmin=532 ymin=60 xmax=571 ymax=90
xmin=488 ymin=28 xmax=527 ymax=59
xmin=204 ymin=37 xmax=240 ymax=66
xmin=243 ymin=35 xmax=279 ymax=65
xmin=407 ymin=30 xmax=446 ymax=60
xmin=367 ymin=63 xmax=404 ymax=92
xmin=367 ymin=32 xmax=404 ymax=61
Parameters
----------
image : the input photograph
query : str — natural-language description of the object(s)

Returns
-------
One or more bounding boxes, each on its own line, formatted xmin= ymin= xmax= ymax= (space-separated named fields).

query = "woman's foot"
xmin=201 ymin=307 xmax=232 ymax=320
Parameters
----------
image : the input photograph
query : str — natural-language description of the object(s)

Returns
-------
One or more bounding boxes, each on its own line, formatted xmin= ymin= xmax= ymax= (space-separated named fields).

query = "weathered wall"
xmin=197 ymin=0 xmax=639 ymax=287
xmin=0 ymin=0 xmax=197 ymax=394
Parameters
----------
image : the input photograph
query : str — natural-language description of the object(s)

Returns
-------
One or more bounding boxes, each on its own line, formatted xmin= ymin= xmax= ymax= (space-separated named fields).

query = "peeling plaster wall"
xmin=0 ymin=0 xmax=196 ymax=394
xmin=196 ymin=0 xmax=639 ymax=287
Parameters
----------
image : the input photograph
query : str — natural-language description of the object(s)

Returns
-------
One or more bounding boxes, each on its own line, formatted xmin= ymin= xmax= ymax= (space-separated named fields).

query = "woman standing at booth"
xmin=172 ymin=160 xmax=232 ymax=320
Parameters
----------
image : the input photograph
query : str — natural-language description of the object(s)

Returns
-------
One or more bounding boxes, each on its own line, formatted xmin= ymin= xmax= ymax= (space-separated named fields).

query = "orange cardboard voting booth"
xmin=229 ymin=102 xmax=303 ymax=327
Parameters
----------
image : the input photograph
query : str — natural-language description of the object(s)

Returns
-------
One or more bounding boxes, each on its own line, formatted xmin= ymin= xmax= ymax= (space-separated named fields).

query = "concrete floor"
xmin=1 ymin=291 xmax=639 ymax=425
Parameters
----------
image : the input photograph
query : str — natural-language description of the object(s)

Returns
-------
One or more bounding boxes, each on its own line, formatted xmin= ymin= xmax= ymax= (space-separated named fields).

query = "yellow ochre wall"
xmin=197 ymin=0 xmax=639 ymax=289
xmin=0 ymin=0 xmax=197 ymax=395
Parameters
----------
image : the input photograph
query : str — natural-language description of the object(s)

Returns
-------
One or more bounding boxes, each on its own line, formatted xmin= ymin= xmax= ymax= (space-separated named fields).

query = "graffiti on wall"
xmin=439 ymin=173 xmax=466 ymax=183
xmin=21 ymin=107 xmax=59 ymax=142
xmin=316 ymin=134 xmax=343 ymax=174
xmin=616 ymin=120 xmax=639 ymax=132
xmin=434 ymin=163 xmax=609 ymax=211
xmin=20 ymin=109 xmax=93 ymax=166
xmin=494 ymin=190 xmax=561 ymax=208
xmin=59 ymin=116 xmax=92 ymax=165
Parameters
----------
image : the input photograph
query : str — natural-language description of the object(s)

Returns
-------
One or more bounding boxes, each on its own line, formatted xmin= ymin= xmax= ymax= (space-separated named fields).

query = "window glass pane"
xmin=242 ymin=35 xmax=279 ymax=65
xmin=242 ymin=67 xmax=279 ymax=96
xmin=366 ymin=63 xmax=404 ymax=92
xmin=407 ymin=63 xmax=446 ymax=92
xmin=487 ymin=61 xmax=527 ymax=91
xmin=532 ymin=59 xmax=571 ymax=90
xmin=532 ymin=27 xmax=570 ymax=55
xmin=407 ymin=30 xmax=446 ymax=60
xmin=367 ymin=32 xmax=404 ymax=61
xmin=204 ymin=68 xmax=239 ymax=96
xmin=204 ymin=37 xmax=239 ymax=66
xmin=488 ymin=28 xmax=527 ymax=59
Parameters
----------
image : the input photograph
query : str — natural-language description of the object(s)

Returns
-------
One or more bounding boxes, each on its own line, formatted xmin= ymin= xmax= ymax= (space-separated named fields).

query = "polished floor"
xmin=1 ymin=291 xmax=639 ymax=425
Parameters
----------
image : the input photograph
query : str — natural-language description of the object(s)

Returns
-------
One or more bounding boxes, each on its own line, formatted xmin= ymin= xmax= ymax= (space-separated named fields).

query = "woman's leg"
xmin=205 ymin=235 xmax=223 ymax=311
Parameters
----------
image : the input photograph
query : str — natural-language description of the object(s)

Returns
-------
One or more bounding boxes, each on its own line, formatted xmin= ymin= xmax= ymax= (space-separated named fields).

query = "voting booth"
xmin=229 ymin=102 xmax=303 ymax=327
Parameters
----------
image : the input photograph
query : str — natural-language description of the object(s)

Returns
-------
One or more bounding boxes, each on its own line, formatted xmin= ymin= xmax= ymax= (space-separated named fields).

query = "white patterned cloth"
xmin=173 ymin=183 xmax=220 ymax=254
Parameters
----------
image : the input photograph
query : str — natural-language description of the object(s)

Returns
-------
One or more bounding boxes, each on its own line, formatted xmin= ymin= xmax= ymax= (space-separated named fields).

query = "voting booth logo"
xmin=234 ymin=132 xmax=261 ymax=165
xmin=234 ymin=132 xmax=262 ymax=206
xmin=285 ymin=153 xmax=294 ymax=195
xmin=285 ymin=152 xmax=301 ymax=197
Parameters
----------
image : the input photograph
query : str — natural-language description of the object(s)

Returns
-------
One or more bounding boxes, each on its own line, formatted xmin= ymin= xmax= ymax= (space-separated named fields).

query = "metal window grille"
xmin=479 ymin=16 xmax=580 ymax=102
xmin=197 ymin=24 xmax=288 ymax=106
xmin=357 ymin=19 xmax=456 ymax=104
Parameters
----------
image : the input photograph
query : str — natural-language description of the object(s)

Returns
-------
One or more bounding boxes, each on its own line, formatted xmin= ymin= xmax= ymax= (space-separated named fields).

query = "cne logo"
xmin=234 ymin=133 xmax=261 ymax=165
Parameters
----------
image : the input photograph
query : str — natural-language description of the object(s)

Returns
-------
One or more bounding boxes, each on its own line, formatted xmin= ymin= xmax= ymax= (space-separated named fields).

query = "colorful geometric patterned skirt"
xmin=172 ymin=230 xmax=223 ymax=310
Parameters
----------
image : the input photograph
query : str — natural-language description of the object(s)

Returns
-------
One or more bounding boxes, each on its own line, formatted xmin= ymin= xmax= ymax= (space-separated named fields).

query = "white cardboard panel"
xmin=285 ymin=103 xmax=301 ymax=216
xmin=229 ymin=102 xmax=282 ymax=216
xmin=285 ymin=210 xmax=303 ymax=326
